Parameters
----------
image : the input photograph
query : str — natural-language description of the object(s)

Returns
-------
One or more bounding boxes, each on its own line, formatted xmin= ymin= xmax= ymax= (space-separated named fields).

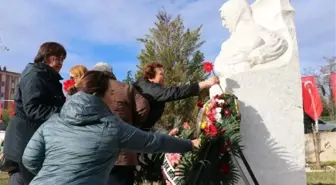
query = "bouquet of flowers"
xmin=63 ymin=79 xmax=75 ymax=93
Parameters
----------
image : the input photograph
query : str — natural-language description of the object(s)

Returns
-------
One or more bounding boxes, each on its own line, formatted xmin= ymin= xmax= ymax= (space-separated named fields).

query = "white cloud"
xmin=0 ymin=0 xmax=334 ymax=75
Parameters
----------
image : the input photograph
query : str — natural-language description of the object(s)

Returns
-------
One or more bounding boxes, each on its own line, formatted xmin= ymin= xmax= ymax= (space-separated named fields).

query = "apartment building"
xmin=0 ymin=66 xmax=20 ymax=110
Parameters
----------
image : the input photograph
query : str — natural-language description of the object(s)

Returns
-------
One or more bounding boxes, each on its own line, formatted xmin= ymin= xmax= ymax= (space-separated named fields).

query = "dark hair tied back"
xmin=67 ymin=86 xmax=78 ymax=96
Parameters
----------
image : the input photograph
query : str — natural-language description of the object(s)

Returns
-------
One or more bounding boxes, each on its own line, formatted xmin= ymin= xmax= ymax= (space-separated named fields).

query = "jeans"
xmin=108 ymin=166 xmax=135 ymax=185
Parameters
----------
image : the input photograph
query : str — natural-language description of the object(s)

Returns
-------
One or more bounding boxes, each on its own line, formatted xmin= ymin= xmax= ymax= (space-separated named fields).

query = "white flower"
xmin=216 ymin=99 xmax=225 ymax=104
xmin=136 ymin=165 xmax=142 ymax=171
xmin=147 ymin=153 xmax=153 ymax=160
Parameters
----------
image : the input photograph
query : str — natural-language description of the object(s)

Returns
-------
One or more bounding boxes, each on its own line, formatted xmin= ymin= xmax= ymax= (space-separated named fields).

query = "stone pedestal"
xmin=210 ymin=60 xmax=306 ymax=185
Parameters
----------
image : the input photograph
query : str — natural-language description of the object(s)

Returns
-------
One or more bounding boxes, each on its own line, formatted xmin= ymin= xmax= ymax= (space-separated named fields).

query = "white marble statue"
xmin=214 ymin=0 xmax=295 ymax=77
xmin=210 ymin=1 xmax=306 ymax=184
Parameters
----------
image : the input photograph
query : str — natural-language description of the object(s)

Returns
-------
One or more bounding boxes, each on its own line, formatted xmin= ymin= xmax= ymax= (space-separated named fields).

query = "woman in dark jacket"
xmin=22 ymin=71 xmax=199 ymax=185
xmin=133 ymin=62 xmax=219 ymax=131
xmin=4 ymin=42 xmax=67 ymax=185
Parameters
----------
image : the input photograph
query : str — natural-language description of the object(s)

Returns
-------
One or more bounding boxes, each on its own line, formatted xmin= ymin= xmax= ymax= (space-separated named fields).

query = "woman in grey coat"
xmin=21 ymin=71 xmax=199 ymax=185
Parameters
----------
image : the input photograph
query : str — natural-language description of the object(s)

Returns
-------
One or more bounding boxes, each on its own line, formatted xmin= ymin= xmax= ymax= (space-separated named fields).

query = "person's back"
xmin=92 ymin=62 xmax=150 ymax=185
xmin=23 ymin=92 xmax=121 ymax=185
xmin=22 ymin=71 xmax=198 ymax=185
xmin=108 ymin=80 xmax=148 ymax=124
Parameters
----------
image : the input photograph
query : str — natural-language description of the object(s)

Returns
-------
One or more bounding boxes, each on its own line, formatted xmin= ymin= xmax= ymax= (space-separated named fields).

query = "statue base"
xmin=210 ymin=61 xmax=306 ymax=184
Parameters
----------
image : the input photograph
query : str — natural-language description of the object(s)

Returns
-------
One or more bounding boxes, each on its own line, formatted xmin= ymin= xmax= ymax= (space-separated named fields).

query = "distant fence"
xmin=305 ymin=132 xmax=336 ymax=162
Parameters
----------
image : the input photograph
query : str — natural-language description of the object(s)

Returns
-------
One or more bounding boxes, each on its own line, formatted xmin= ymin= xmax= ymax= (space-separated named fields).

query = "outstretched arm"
xmin=22 ymin=124 xmax=46 ymax=175
xmin=147 ymin=77 xmax=219 ymax=102
xmin=149 ymin=83 xmax=200 ymax=102
xmin=116 ymin=118 xmax=192 ymax=153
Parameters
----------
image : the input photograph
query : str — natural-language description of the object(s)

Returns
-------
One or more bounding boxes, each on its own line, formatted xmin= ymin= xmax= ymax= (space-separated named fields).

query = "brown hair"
xmin=143 ymin=62 xmax=164 ymax=80
xmin=34 ymin=42 xmax=67 ymax=63
xmin=69 ymin=65 xmax=88 ymax=79
xmin=68 ymin=71 xmax=113 ymax=97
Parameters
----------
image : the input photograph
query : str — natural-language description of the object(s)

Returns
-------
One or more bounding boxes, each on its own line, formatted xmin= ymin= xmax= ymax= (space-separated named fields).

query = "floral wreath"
xmin=162 ymin=93 xmax=242 ymax=185
xmin=135 ymin=61 xmax=243 ymax=185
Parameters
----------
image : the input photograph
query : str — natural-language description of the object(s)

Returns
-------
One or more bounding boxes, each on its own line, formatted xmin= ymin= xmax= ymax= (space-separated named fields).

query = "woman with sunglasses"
xmin=4 ymin=42 xmax=67 ymax=185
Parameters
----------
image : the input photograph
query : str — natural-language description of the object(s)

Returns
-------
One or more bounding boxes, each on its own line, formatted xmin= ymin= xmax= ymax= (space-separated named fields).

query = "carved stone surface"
xmin=210 ymin=0 xmax=306 ymax=184
xmin=214 ymin=0 xmax=294 ymax=77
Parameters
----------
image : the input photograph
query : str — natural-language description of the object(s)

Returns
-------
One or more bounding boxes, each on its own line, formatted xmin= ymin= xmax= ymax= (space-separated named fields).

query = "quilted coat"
xmin=22 ymin=92 xmax=192 ymax=185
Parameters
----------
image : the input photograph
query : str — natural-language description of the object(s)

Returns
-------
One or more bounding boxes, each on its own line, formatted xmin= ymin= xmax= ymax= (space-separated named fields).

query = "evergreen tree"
xmin=135 ymin=10 xmax=207 ymax=129
xmin=122 ymin=70 xmax=135 ymax=85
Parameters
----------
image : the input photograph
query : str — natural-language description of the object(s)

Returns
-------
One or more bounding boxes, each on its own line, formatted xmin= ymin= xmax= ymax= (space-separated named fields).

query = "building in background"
xmin=0 ymin=66 xmax=20 ymax=110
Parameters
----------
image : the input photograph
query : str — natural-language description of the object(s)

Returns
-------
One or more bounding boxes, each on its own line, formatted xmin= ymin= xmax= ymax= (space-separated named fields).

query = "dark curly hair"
xmin=143 ymin=62 xmax=164 ymax=80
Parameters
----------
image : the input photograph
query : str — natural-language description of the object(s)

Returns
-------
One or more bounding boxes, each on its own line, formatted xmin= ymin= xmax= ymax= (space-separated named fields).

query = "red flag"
xmin=10 ymin=101 xmax=15 ymax=117
xmin=330 ymin=73 xmax=336 ymax=104
xmin=301 ymin=76 xmax=323 ymax=120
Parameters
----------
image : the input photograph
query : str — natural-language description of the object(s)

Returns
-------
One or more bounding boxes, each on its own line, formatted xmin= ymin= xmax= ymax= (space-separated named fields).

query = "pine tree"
xmin=135 ymin=10 xmax=207 ymax=129
xmin=122 ymin=70 xmax=135 ymax=85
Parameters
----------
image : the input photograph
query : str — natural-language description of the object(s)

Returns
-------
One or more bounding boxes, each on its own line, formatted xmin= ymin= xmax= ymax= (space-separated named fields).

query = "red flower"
xmin=220 ymin=164 xmax=230 ymax=174
xmin=63 ymin=79 xmax=75 ymax=92
xmin=220 ymin=146 xmax=227 ymax=153
xmin=207 ymin=112 xmax=216 ymax=122
xmin=224 ymin=109 xmax=231 ymax=117
xmin=203 ymin=61 xmax=213 ymax=73
xmin=196 ymin=101 xmax=204 ymax=108
xmin=214 ymin=94 xmax=221 ymax=99
xmin=183 ymin=122 xmax=191 ymax=130
xmin=226 ymin=140 xmax=232 ymax=149
xmin=221 ymin=128 xmax=227 ymax=134
xmin=204 ymin=124 xmax=218 ymax=136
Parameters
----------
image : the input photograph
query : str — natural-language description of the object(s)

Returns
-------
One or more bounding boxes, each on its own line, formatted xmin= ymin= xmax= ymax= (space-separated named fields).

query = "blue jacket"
xmin=22 ymin=92 xmax=192 ymax=185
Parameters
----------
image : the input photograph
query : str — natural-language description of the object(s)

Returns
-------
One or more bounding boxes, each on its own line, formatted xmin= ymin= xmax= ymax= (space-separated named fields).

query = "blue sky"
xmin=0 ymin=0 xmax=335 ymax=80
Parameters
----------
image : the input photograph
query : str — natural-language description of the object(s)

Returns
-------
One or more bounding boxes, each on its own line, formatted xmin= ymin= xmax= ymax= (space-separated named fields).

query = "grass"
xmin=0 ymin=173 xmax=7 ymax=185
xmin=0 ymin=172 xmax=335 ymax=185
xmin=306 ymin=172 xmax=336 ymax=185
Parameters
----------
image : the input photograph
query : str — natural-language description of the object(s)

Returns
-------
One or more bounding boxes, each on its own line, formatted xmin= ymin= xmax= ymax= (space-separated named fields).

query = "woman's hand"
xmin=168 ymin=128 xmax=179 ymax=136
xmin=191 ymin=138 xmax=200 ymax=150
xmin=199 ymin=76 xmax=220 ymax=90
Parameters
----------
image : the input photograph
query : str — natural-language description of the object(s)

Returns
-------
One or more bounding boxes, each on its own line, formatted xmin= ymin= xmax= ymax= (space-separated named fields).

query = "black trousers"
xmin=108 ymin=166 xmax=135 ymax=185
xmin=8 ymin=163 xmax=35 ymax=185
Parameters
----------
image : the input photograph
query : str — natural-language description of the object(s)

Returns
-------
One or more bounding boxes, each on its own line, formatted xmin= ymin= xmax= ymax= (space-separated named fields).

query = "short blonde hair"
xmin=69 ymin=65 xmax=88 ymax=79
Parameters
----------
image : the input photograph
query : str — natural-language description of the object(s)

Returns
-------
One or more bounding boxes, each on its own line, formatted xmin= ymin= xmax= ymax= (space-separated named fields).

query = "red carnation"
xmin=203 ymin=61 xmax=213 ymax=73
xmin=196 ymin=101 xmax=204 ymax=108
xmin=220 ymin=164 xmax=230 ymax=174
xmin=63 ymin=79 xmax=75 ymax=92
xmin=224 ymin=109 xmax=231 ymax=117
xmin=220 ymin=146 xmax=228 ymax=153
xmin=183 ymin=122 xmax=191 ymax=130
xmin=204 ymin=124 xmax=218 ymax=136
xmin=221 ymin=128 xmax=227 ymax=134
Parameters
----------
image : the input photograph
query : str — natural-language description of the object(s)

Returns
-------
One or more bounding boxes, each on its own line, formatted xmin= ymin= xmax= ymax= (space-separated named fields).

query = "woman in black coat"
xmin=133 ymin=62 xmax=219 ymax=131
xmin=4 ymin=42 xmax=67 ymax=185
xmin=131 ymin=62 xmax=219 ymax=184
